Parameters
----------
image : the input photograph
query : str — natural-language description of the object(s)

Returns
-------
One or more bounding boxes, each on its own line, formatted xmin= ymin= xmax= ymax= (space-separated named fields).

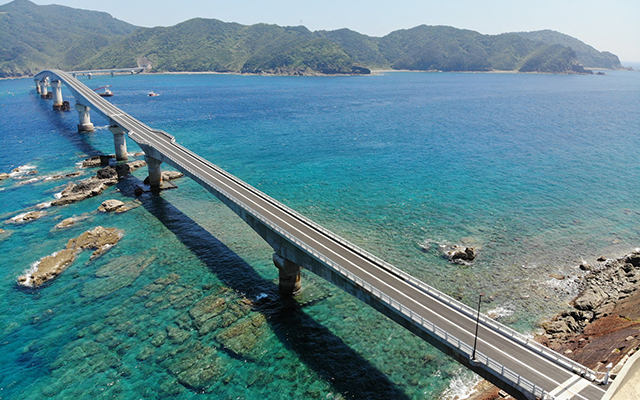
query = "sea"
xmin=0 ymin=70 xmax=639 ymax=400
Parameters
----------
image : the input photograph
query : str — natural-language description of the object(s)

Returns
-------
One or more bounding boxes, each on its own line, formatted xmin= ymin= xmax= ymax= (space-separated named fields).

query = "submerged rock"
xmin=81 ymin=254 xmax=155 ymax=298
xmin=55 ymin=218 xmax=76 ymax=229
xmin=215 ymin=313 xmax=267 ymax=359
xmin=98 ymin=199 xmax=126 ymax=213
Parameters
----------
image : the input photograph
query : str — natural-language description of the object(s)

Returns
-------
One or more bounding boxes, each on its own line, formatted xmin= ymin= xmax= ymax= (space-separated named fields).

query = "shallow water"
xmin=0 ymin=70 xmax=638 ymax=399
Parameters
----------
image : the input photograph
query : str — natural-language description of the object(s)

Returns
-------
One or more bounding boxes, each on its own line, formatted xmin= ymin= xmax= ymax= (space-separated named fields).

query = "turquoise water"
xmin=0 ymin=71 xmax=639 ymax=399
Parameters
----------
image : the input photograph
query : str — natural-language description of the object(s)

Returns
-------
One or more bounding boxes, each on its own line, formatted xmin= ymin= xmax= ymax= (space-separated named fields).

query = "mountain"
xmin=0 ymin=0 xmax=624 ymax=77
xmin=517 ymin=30 xmax=623 ymax=70
xmin=0 ymin=0 xmax=137 ymax=77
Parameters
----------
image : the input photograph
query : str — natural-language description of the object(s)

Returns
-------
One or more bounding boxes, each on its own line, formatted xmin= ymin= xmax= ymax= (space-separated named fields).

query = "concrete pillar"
xmin=51 ymin=80 xmax=64 ymax=110
xmin=34 ymin=78 xmax=41 ymax=94
xmin=75 ymin=103 xmax=94 ymax=132
xmin=39 ymin=80 xmax=49 ymax=98
xmin=145 ymin=155 xmax=162 ymax=189
xmin=108 ymin=125 xmax=129 ymax=161
xmin=273 ymin=253 xmax=301 ymax=294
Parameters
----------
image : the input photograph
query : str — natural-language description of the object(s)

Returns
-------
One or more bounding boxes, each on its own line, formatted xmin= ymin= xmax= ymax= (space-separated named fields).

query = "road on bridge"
xmin=39 ymin=70 xmax=608 ymax=400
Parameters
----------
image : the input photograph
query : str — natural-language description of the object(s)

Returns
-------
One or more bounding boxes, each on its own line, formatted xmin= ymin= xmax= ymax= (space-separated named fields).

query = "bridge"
xmin=68 ymin=67 xmax=146 ymax=78
xmin=33 ymin=70 xmax=609 ymax=400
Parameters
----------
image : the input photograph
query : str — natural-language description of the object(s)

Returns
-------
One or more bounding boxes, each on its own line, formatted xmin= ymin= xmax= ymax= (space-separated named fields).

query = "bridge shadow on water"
xmin=115 ymin=176 xmax=413 ymax=400
xmin=34 ymin=96 xmax=105 ymax=157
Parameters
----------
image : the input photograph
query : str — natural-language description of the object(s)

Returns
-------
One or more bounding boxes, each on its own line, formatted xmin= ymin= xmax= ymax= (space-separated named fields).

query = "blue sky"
xmin=29 ymin=0 xmax=640 ymax=62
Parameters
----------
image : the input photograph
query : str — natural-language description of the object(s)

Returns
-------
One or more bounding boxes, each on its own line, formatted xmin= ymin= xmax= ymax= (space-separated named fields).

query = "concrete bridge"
xmin=33 ymin=70 xmax=609 ymax=400
xmin=69 ymin=67 xmax=146 ymax=78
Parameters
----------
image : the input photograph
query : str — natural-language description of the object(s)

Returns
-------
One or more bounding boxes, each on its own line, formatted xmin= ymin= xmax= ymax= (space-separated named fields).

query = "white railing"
xmin=167 ymin=139 xmax=596 ymax=381
xmin=167 ymin=156 xmax=552 ymax=400
xmin=37 ymin=71 xmax=592 ymax=394
xmin=141 ymin=130 xmax=597 ymax=384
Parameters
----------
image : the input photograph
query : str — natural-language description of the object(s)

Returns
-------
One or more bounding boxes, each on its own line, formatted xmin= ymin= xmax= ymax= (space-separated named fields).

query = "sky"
xmin=28 ymin=0 xmax=640 ymax=62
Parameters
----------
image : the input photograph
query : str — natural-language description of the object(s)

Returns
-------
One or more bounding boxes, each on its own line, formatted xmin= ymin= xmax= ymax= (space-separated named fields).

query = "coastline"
xmin=459 ymin=249 xmax=640 ymax=400
xmin=5 ymin=66 xmax=628 ymax=81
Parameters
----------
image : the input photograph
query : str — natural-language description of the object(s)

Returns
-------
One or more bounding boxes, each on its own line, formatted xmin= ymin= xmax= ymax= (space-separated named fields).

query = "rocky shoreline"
xmin=462 ymin=249 xmax=640 ymax=400
xmin=537 ymin=250 xmax=640 ymax=374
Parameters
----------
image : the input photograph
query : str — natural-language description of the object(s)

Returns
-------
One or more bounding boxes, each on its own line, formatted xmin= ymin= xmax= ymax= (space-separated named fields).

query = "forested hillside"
xmin=0 ymin=0 xmax=624 ymax=77
xmin=0 ymin=0 xmax=136 ymax=77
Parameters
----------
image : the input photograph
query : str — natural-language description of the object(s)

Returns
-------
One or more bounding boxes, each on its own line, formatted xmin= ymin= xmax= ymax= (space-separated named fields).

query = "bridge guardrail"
xmin=173 ymin=159 xmax=551 ymax=400
xmin=39 ymin=68 xmax=596 ymax=383
xmin=173 ymin=143 xmax=597 ymax=382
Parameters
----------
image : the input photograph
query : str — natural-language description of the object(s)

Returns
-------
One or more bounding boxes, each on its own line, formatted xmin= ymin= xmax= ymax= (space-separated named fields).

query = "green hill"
xmin=0 ymin=0 xmax=136 ymax=77
xmin=517 ymin=30 xmax=623 ymax=69
xmin=0 ymin=0 xmax=623 ymax=77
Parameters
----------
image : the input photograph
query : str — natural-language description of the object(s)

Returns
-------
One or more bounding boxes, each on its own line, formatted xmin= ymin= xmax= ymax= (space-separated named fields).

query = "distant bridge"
xmin=68 ymin=67 xmax=146 ymax=78
xmin=33 ymin=70 xmax=609 ymax=400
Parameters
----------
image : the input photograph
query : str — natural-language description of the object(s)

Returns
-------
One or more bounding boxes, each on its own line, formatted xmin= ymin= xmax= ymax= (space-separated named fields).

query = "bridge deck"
xmin=36 ymin=70 xmax=607 ymax=400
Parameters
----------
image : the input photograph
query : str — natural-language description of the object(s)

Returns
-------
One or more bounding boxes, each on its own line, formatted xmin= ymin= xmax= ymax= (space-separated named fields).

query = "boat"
xmin=148 ymin=91 xmax=160 ymax=97
xmin=93 ymin=85 xmax=113 ymax=97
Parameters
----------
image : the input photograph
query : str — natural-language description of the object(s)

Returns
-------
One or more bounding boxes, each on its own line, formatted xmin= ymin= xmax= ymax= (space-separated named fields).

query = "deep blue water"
xmin=0 ymin=71 xmax=639 ymax=399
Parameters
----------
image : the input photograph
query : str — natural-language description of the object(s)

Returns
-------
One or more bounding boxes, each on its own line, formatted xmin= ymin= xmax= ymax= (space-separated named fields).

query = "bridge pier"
xmin=39 ymin=79 xmax=49 ymax=98
xmin=34 ymin=78 xmax=41 ymax=95
xmin=273 ymin=253 xmax=301 ymax=294
xmin=145 ymin=155 xmax=163 ymax=189
xmin=75 ymin=103 xmax=95 ymax=132
xmin=108 ymin=125 xmax=128 ymax=161
xmin=51 ymin=80 xmax=64 ymax=110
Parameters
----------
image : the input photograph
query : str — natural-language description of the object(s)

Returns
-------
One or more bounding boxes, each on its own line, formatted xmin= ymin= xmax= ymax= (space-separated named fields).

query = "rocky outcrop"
xmin=538 ymin=250 xmax=640 ymax=372
xmin=0 ymin=173 xmax=10 ymax=180
xmin=18 ymin=226 xmax=123 ymax=287
xmin=53 ymin=167 xmax=118 ymax=206
xmin=55 ymin=218 xmax=76 ymax=229
xmin=162 ymin=170 xmax=184 ymax=180
xmin=6 ymin=211 xmax=46 ymax=224
xmin=98 ymin=199 xmax=125 ymax=213
xmin=82 ymin=155 xmax=114 ymax=168
xmin=114 ymin=160 xmax=146 ymax=178
xmin=440 ymin=244 xmax=477 ymax=264
xmin=66 ymin=226 xmax=123 ymax=259
xmin=53 ymin=160 xmax=146 ymax=206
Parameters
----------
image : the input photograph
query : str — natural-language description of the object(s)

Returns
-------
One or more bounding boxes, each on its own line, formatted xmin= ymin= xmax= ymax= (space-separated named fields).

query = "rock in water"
xmin=0 ymin=173 xmax=10 ymax=180
xmin=18 ymin=249 xmax=77 ymax=287
xmin=6 ymin=211 xmax=46 ymax=224
xmin=81 ymin=155 xmax=114 ymax=168
xmin=162 ymin=170 xmax=184 ymax=180
xmin=18 ymin=226 xmax=123 ymax=287
xmin=98 ymin=199 xmax=125 ymax=213
xmin=55 ymin=218 xmax=76 ymax=229
xmin=66 ymin=226 xmax=123 ymax=259
xmin=445 ymin=246 xmax=476 ymax=264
